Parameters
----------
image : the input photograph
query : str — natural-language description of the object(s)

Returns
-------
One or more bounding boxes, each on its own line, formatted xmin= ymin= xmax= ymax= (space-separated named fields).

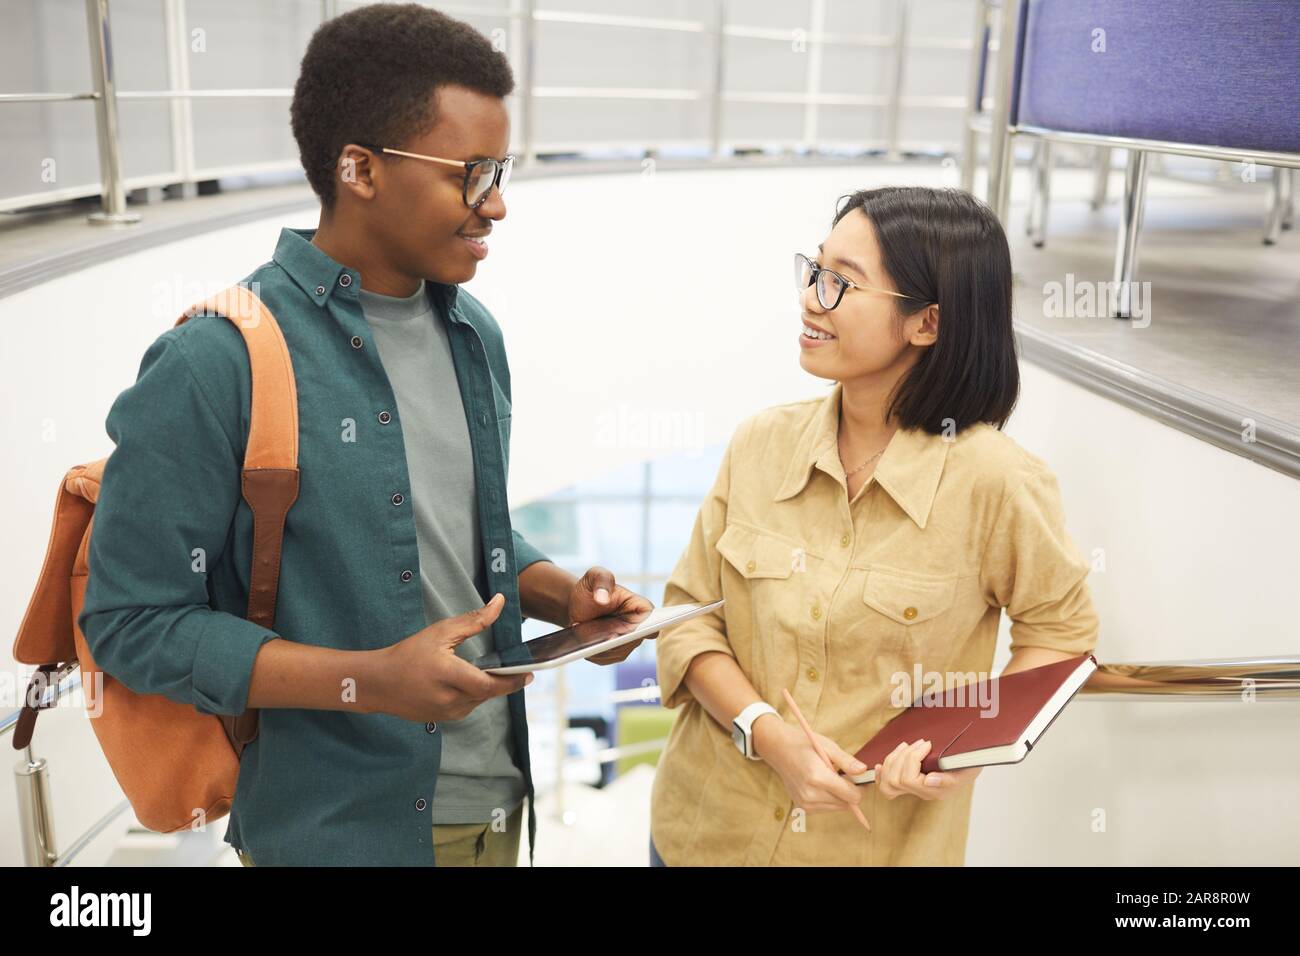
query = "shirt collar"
xmin=773 ymin=381 xmax=951 ymax=529
xmin=271 ymin=226 xmax=462 ymax=319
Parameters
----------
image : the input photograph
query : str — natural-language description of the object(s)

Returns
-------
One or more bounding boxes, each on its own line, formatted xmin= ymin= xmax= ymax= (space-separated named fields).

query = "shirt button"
xmin=350 ymin=335 xmax=364 ymax=349
xmin=807 ymin=667 xmax=820 ymax=682
xmin=773 ymin=807 xmax=784 ymax=821
xmin=391 ymin=492 xmax=404 ymax=506
xmin=315 ymin=285 xmax=326 ymax=296
xmin=414 ymin=798 xmax=427 ymax=811
xmin=840 ymin=533 xmax=850 ymax=547
xmin=903 ymin=606 xmax=918 ymax=621
xmin=811 ymin=605 xmax=821 ymax=620
xmin=745 ymin=560 xmax=756 ymax=573
xmin=425 ymin=722 xmax=438 ymax=734
xmin=378 ymin=410 xmax=392 ymax=424
xmin=400 ymin=569 xmax=414 ymax=583
xmin=339 ymin=273 xmax=352 ymax=287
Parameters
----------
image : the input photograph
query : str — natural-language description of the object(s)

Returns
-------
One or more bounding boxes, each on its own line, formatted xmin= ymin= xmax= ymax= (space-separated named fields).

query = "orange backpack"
xmin=11 ymin=284 xmax=300 ymax=833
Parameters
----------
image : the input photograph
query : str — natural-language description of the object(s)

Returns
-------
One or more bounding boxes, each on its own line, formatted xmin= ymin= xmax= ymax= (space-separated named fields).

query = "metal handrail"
xmin=0 ymin=92 xmax=98 ymax=103
xmin=1083 ymin=656 xmax=1300 ymax=701
xmin=6 ymin=654 xmax=1296 ymax=745
xmin=53 ymin=800 xmax=132 ymax=868
xmin=6 ymin=654 xmax=1295 ymax=864
xmin=116 ymin=88 xmax=292 ymax=99
xmin=2 ymin=0 xmax=981 ymax=220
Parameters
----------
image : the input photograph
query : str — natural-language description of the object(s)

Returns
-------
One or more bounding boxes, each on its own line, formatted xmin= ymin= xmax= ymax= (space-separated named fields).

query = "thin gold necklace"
xmin=844 ymin=444 xmax=888 ymax=477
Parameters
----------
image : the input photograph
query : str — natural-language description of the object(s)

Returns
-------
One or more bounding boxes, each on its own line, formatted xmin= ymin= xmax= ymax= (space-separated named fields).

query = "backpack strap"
xmin=176 ymin=284 xmax=300 ymax=755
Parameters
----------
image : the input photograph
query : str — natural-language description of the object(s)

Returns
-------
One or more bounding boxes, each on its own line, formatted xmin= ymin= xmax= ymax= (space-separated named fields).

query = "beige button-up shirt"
xmin=651 ymin=382 xmax=1100 ymax=865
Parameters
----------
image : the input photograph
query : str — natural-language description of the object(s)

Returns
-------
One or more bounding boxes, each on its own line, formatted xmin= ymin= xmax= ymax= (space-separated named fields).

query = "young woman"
xmin=650 ymin=186 xmax=1100 ymax=866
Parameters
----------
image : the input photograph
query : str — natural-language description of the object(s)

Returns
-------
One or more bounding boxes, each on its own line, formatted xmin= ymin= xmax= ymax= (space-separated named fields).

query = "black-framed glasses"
xmin=794 ymin=252 xmax=915 ymax=311
xmin=356 ymin=143 xmax=514 ymax=208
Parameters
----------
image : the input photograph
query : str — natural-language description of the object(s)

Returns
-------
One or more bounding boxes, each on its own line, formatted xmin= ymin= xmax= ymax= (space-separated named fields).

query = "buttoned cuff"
xmin=190 ymin=613 xmax=281 ymax=716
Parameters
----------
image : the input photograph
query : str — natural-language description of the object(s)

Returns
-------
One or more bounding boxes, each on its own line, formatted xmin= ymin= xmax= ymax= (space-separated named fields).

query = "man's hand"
xmin=567 ymin=565 xmax=654 ymax=665
xmin=376 ymin=593 xmax=533 ymax=722
xmin=873 ymin=739 xmax=984 ymax=800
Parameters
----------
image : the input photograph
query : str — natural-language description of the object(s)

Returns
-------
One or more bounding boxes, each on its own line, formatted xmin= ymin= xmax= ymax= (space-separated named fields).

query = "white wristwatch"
xmin=732 ymin=701 xmax=779 ymax=760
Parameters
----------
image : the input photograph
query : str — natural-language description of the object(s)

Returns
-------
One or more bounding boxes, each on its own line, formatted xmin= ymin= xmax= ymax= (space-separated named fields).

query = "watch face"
xmin=731 ymin=724 xmax=745 ymax=751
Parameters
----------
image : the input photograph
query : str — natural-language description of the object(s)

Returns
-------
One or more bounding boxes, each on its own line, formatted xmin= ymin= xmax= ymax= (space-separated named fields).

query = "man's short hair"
xmin=291 ymin=3 xmax=514 ymax=209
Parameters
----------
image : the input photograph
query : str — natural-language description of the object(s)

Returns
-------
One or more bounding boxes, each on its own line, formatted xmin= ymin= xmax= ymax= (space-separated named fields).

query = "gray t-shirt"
xmin=357 ymin=279 xmax=526 ymax=825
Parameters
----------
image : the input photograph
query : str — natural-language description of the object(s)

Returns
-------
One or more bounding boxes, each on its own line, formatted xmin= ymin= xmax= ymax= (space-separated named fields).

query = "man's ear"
xmin=910 ymin=303 xmax=940 ymax=347
xmin=335 ymin=144 xmax=380 ymax=202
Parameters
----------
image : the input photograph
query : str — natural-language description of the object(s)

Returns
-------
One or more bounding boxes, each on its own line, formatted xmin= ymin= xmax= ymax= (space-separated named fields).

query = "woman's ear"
xmin=909 ymin=303 xmax=940 ymax=347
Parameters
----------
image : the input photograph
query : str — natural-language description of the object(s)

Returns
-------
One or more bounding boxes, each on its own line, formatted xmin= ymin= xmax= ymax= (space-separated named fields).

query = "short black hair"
xmin=832 ymin=186 xmax=1020 ymax=433
xmin=291 ymin=3 xmax=514 ymax=209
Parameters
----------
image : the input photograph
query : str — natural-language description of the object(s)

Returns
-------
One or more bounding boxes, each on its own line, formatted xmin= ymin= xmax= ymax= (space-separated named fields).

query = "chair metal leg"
xmin=1025 ymin=139 xmax=1052 ymax=247
xmin=1284 ymin=169 xmax=1295 ymax=230
xmin=1113 ymin=149 xmax=1149 ymax=319
xmin=1264 ymin=167 xmax=1293 ymax=245
xmin=1091 ymin=146 xmax=1112 ymax=210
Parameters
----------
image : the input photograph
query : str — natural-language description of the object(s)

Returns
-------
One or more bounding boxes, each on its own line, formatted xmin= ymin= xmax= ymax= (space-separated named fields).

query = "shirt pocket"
xmin=861 ymin=566 xmax=959 ymax=673
xmin=715 ymin=524 xmax=807 ymax=680
xmin=716 ymin=524 xmax=798 ymax=580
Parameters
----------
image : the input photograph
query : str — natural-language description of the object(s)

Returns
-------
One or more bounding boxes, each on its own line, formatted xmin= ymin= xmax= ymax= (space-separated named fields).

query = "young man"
xmin=78 ymin=3 xmax=651 ymax=866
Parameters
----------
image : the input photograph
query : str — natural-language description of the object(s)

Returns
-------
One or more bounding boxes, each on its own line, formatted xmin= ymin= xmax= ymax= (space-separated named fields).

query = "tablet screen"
xmin=471 ymin=607 xmax=654 ymax=671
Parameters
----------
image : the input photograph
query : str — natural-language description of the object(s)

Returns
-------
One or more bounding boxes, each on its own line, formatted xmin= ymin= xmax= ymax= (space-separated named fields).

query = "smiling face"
xmin=350 ymin=84 xmax=510 ymax=286
xmin=797 ymin=208 xmax=939 ymax=392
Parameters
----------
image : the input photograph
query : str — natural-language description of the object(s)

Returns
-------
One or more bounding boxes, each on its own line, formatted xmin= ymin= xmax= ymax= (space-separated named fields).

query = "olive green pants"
xmin=236 ymin=805 xmax=523 ymax=867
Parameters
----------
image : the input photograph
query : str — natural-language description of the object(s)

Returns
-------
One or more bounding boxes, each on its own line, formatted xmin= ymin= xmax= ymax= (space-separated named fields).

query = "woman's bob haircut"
xmin=831 ymin=186 xmax=1020 ymax=434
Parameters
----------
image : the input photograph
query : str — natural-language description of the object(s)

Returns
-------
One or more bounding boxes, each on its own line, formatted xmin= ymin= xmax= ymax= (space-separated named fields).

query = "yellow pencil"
xmin=781 ymin=688 xmax=871 ymax=834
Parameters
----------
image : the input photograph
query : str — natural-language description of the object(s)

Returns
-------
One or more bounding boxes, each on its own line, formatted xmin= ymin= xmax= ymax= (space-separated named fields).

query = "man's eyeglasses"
xmin=794 ymin=252 xmax=916 ymax=311
xmin=357 ymin=143 xmax=514 ymax=209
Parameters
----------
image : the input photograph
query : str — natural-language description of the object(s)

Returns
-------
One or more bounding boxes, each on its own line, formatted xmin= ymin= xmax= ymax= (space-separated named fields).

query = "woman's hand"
xmin=754 ymin=718 xmax=868 ymax=814
xmin=873 ymin=739 xmax=983 ymax=801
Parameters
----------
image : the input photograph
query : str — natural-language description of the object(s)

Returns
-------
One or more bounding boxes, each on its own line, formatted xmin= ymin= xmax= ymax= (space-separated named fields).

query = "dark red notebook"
xmin=848 ymin=654 xmax=1097 ymax=783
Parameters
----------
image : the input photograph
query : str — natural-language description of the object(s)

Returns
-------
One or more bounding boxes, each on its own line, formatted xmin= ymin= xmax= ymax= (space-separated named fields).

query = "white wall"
xmin=977 ymin=364 xmax=1300 ymax=865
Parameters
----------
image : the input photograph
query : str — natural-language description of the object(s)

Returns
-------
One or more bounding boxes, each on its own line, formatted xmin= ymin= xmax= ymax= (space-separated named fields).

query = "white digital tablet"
xmin=471 ymin=600 xmax=725 ymax=675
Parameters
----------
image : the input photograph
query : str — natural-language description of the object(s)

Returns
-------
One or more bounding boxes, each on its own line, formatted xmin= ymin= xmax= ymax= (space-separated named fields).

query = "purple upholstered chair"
xmin=976 ymin=0 xmax=1299 ymax=317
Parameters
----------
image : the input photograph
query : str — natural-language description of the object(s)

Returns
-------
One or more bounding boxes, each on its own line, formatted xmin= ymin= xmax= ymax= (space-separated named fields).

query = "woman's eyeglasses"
xmin=357 ymin=143 xmax=514 ymax=209
xmin=794 ymin=252 xmax=916 ymax=311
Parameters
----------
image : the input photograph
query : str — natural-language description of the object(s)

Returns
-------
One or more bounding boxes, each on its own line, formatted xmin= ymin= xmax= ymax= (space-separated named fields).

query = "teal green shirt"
xmin=78 ymin=226 xmax=549 ymax=865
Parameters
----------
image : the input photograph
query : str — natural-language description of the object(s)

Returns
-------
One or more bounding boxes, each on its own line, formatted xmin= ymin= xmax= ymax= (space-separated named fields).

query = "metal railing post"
xmin=960 ymin=0 xmax=988 ymax=192
xmin=15 ymin=745 xmax=58 ymax=867
xmin=84 ymin=0 xmax=141 ymax=225
xmin=801 ymin=0 xmax=826 ymax=151
xmin=985 ymin=0 xmax=1021 ymax=223
xmin=518 ymin=0 xmax=537 ymax=166
xmin=708 ymin=0 xmax=727 ymax=159
xmin=885 ymin=0 xmax=912 ymax=161
xmin=553 ymin=666 xmax=567 ymax=822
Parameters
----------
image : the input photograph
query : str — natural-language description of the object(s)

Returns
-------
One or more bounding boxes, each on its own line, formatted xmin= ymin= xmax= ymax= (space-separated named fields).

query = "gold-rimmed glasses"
xmin=794 ymin=252 xmax=916 ymax=310
xmin=358 ymin=143 xmax=514 ymax=208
